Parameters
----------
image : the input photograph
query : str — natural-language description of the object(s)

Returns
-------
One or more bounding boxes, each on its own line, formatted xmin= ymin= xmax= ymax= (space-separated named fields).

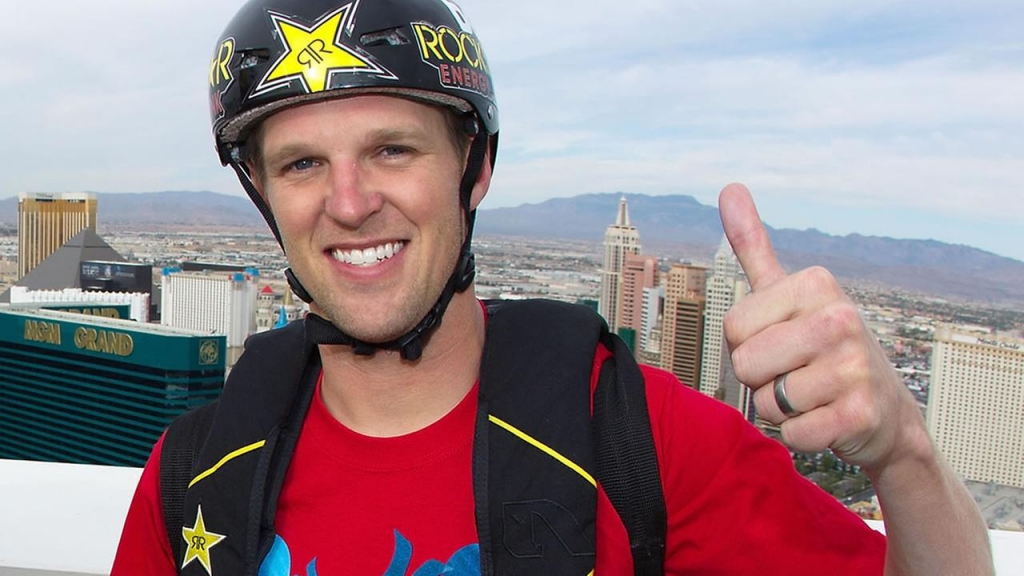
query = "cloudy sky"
xmin=1 ymin=1 xmax=1022 ymax=259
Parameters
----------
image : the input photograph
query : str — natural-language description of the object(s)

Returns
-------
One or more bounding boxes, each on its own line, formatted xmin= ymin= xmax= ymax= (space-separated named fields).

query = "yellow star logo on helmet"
xmin=181 ymin=504 xmax=226 ymax=575
xmin=255 ymin=4 xmax=395 ymax=96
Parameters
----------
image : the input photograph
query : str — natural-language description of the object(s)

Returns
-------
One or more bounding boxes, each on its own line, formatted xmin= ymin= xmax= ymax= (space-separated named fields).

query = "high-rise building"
xmin=928 ymin=326 xmax=1024 ymax=488
xmin=660 ymin=264 xmax=706 ymax=388
xmin=638 ymin=317 xmax=663 ymax=368
xmin=699 ymin=237 xmax=752 ymax=418
xmin=618 ymin=254 xmax=659 ymax=339
xmin=640 ymin=285 xmax=664 ymax=352
xmin=0 ymin=308 xmax=224 ymax=467
xmin=160 ymin=267 xmax=260 ymax=368
xmin=18 ymin=193 xmax=97 ymax=279
xmin=599 ymin=197 xmax=640 ymax=331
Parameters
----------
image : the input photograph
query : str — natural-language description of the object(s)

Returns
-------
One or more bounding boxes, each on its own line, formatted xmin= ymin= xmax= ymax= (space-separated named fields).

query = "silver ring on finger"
xmin=773 ymin=372 xmax=801 ymax=418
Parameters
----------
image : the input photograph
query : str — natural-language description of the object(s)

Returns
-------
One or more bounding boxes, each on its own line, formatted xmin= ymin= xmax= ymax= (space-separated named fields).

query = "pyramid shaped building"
xmin=1 ymin=229 xmax=125 ymax=302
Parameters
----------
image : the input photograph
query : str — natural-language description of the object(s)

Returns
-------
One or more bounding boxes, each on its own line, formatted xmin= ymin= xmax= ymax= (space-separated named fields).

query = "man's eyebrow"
xmin=262 ymin=143 xmax=316 ymax=166
xmin=368 ymin=128 xmax=419 ymax=142
xmin=365 ymin=126 xmax=428 ymax=142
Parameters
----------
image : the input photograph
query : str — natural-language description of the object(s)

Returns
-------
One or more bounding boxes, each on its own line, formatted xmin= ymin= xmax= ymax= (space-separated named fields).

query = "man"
xmin=112 ymin=0 xmax=993 ymax=574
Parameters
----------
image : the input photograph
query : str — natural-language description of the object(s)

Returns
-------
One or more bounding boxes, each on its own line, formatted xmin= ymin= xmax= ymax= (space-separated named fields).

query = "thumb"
xmin=719 ymin=183 xmax=786 ymax=291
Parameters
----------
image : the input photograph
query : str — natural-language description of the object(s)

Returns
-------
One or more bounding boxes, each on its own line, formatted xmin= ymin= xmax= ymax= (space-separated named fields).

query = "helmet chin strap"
xmin=267 ymin=129 xmax=488 ymax=361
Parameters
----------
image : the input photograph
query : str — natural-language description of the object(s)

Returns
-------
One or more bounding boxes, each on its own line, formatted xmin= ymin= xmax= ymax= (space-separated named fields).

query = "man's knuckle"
xmin=730 ymin=347 xmax=753 ymax=383
xmin=840 ymin=391 xmax=879 ymax=435
xmin=837 ymin=354 xmax=869 ymax=390
xmin=814 ymin=303 xmax=860 ymax=342
xmin=802 ymin=266 xmax=837 ymax=294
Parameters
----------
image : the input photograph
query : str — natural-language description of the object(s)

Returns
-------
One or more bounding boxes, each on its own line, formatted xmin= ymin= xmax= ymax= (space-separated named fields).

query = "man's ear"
xmin=245 ymin=160 xmax=268 ymax=202
xmin=468 ymin=144 xmax=492 ymax=211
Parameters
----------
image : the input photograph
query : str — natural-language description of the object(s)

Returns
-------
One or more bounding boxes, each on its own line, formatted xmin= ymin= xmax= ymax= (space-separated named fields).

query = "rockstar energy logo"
xmin=209 ymin=37 xmax=235 ymax=120
xmin=412 ymin=23 xmax=492 ymax=97
xmin=182 ymin=505 xmax=225 ymax=575
xmin=253 ymin=4 xmax=395 ymax=97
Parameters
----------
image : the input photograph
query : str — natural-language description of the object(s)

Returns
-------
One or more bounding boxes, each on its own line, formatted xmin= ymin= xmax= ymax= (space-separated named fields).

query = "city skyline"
xmin=0 ymin=1 xmax=1022 ymax=259
xmin=4 ymin=200 xmax=1024 ymax=517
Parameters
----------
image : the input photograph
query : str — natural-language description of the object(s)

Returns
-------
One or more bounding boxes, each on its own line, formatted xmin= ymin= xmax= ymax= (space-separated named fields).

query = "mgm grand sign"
xmin=23 ymin=319 xmax=135 ymax=358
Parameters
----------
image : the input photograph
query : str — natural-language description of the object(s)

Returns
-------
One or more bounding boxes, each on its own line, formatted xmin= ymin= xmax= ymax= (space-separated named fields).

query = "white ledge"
xmin=0 ymin=459 xmax=1020 ymax=574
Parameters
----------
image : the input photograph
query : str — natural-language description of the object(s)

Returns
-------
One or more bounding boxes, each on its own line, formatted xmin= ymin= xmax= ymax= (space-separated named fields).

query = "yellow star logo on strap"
xmin=261 ymin=6 xmax=373 ymax=94
xmin=181 ymin=504 xmax=226 ymax=575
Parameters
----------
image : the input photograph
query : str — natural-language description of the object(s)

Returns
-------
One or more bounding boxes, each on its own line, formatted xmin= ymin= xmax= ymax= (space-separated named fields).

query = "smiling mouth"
xmin=330 ymin=241 xmax=405 ymax=267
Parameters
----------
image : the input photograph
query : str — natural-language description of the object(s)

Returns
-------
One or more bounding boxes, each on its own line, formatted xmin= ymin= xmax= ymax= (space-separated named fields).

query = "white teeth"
xmin=332 ymin=241 xmax=404 ymax=267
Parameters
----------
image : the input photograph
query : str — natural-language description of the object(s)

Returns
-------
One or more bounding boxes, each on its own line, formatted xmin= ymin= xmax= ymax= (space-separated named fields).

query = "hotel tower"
xmin=18 ymin=192 xmax=98 ymax=279
xmin=928 ymin=326 xmax=1024 ymax=488
xmin=599 ymin=197 xmax=640 ymax=331
xmin=699 ymin=237 xmax=753 ymax=420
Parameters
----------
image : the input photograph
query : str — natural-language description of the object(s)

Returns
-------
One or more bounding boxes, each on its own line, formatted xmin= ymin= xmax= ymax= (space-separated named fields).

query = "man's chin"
xmin=316 ymin=311 xmax=419 ymax=345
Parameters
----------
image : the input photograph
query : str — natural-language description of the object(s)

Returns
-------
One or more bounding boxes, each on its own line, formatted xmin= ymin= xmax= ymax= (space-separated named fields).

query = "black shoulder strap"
xmin=594 ymin=332 xmax=667 ymax=575
xmin=477 ymin=299 xmax=599 ymax=575
xmin=478 ymin=299 xmax=666 ymax=575
xmin=160 ymin=401 xmax=218 ymax=565
xmin=160 ymin=318 xmax=316 ymax=575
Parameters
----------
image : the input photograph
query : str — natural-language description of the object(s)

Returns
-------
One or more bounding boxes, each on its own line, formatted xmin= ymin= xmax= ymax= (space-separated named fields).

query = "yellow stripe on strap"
xmin=188 ymin=440 xmax=267 ymax=488
xmin=488 ymin=415 xmax=596 ymax=487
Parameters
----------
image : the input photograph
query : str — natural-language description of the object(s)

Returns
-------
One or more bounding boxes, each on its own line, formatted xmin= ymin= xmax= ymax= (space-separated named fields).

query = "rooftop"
xmin=0 ymin=307 xmax=210 ymax=337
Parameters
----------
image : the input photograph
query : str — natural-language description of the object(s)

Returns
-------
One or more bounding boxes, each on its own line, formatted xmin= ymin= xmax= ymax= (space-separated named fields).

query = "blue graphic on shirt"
xmin=258 ymin=530 xmax=479 ymax=576
xmin=258 ymin=535 xmax=318 ymax=576
xmin=384 ymin=530 xmax=479 ymax=575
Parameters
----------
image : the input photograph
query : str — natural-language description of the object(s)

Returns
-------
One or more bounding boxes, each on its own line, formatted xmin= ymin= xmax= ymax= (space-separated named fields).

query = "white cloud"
xmin=490 ymin=37 xmax=1024 ymax=238
xmin=1 ymin=0 xmax=1022 ymax=258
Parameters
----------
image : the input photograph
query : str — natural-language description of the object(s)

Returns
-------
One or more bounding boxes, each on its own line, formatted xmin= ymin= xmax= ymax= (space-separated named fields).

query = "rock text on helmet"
xmin=413 ymin=23 xmax=492 ymax=97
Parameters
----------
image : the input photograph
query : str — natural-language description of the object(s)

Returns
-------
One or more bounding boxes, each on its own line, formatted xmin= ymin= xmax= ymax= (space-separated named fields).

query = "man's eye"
xmin=290 ymin=158 xmax=317 ymax=171
xmin=381 ymin=146 xmax=409 ymax=158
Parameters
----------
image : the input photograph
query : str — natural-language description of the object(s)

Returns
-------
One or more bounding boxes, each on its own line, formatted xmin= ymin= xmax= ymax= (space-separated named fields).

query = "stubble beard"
xmin=309 ymin=217 xmax=466 ymax=345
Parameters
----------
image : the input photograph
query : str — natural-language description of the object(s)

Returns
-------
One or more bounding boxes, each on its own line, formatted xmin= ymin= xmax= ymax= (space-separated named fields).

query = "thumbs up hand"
xmin=719 ymin=183 xmax=922 ymax=473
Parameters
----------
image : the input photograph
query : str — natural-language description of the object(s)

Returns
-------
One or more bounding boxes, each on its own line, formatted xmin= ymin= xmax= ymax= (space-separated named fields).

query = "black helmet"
xmin=209 ymin=0 xmax=498 ymax=165
xmin=209 ymin=0 xmax=497 ymax=361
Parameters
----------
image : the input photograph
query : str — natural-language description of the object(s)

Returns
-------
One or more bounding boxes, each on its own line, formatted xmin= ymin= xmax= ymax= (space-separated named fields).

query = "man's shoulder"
xmin=636 ymin=363 xmax=679 ymax=388
xmin=485 ymin=298 xmax=603 ymax=324
xmin=226 ymin=321 xmax=309 ymax=389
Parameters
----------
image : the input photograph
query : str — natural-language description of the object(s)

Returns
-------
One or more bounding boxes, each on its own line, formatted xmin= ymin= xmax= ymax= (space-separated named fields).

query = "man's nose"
xmin=323 ymin=160 xmax=384 ymax=228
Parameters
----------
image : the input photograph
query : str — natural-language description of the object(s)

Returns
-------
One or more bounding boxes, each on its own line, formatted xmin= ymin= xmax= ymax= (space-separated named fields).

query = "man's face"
xmin=254 ymin=95 xmax=472 ymax=343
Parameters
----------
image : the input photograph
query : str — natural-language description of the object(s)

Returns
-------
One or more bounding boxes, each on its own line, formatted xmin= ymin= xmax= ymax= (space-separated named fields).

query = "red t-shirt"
xmin=112 ymin=349 xmax=885 ymax=575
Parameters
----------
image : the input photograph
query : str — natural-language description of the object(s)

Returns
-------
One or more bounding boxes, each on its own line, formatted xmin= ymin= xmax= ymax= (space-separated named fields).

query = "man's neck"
xmin=316 ymin=291 xmax=485 ymax=437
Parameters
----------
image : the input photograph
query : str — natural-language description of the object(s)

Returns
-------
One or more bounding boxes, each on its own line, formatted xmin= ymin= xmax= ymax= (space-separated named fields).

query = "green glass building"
xmin=0 ymin=308 xmax=225 ymax=467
